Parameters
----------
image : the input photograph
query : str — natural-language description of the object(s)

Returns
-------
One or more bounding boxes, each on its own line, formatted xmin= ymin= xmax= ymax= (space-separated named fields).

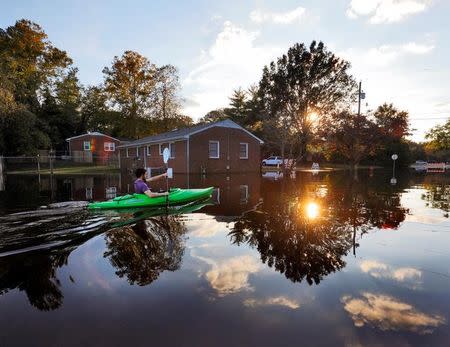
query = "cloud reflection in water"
xmin=244 ymin=296 xmax=300 ymax=309
xmin=360 ymin=260 xmax=422 ymax=288
xmin=342 ymin=292 xmax=445 ymax=334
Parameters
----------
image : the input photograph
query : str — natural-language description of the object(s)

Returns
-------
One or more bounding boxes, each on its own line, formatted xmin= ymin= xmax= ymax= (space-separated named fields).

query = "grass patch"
xmin=7 ymin=165 xmax=120 ymax=175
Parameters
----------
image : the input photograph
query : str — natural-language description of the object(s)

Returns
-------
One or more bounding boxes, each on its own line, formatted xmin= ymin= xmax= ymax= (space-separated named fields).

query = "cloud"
xmin=344 ymin=42 xmax=434 ymax=67
xmin=250 ymin=6 xmax=306 ymax=24
xmin=182 ymin=21 xmax=284 ymax=118
xmin=347 ymin=0 xmax=431 ymax=24
xmin=244 ymin=296 xmax=300 ymax=309
xmin=360 ymin=260 xmax=422 ymax=286
xmin=341 ymin=292 xmax=445 ymax=334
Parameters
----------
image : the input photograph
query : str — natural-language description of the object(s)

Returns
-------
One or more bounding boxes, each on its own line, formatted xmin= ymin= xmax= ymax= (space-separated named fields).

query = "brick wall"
xmin=69 ymin=135 xmax=120 ymax=164
xmin=189 ymin=127 xmax=261 ymax=173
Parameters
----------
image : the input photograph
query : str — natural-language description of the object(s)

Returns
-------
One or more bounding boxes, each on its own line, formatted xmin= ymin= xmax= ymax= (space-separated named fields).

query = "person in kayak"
xmin=134 ymin=168 xmax=169 ymax=198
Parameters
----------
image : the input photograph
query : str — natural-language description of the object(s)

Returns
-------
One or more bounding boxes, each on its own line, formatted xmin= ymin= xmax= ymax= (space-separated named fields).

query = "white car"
xmin=262 ymin=156 xmax=283 ymax=166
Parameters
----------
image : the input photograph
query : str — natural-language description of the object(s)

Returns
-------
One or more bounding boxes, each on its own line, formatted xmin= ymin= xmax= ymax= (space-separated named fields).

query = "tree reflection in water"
xmin=230 ymin=172 xmax=408 ymax=285
xmin=104 ymin=215 xmax=187 ymax=286
xmin=0 ymin=246 xmax=76 ymax=311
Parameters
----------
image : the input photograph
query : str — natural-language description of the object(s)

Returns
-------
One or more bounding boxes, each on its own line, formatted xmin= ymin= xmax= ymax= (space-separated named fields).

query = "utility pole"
xmin=358 ymin=81 xmax=362 ymax=116
xmin=357 ymin=81 xmax=366 ymax=116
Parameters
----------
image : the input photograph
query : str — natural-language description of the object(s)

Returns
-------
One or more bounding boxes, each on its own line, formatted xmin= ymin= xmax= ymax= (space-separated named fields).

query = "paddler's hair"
xmin=135 ymin=168 xmax=146 ymax=178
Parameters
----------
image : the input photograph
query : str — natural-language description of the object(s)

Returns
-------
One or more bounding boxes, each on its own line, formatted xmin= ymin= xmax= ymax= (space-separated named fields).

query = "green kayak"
xmin=87 ymin=187 xmax=214 ymax=210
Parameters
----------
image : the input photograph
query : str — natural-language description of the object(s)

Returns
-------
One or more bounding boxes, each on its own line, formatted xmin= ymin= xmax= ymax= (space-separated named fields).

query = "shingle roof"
xmin=66 ymin=132 xmax=120 ymax=142
xmin=118 ymin=119 xmax=264 ymax=148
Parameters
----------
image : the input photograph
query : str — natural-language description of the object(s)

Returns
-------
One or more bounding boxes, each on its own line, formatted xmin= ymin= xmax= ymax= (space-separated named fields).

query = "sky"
xmin=2 ymin=0 xmax=450 ymax=141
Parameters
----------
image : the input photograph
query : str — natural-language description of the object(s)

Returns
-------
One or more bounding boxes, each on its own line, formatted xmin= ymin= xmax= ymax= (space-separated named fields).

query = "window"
xmin=239 ymin=185 xmax=249 ymax=204
xmin=136 ymin=147 xmax=139 ymax=157
xmin=239 ymin=143 xmax=248 ymax=159
xmin=105 ymin=186 xmax=117 ymax=199
xmin=83 ymin=141 xmax=91 ymax=151
xmin=85 ymin=187 xmax=93 ymax=200
xmin=209 ymin=141 xmax=219 ymax=159
xmin=170 ymin=143 xmax=175 ymax=158
xmin=126 ymin=148 xmax=129 ymax=158
xmin=146 ymin=145 xmax=151 ymax=156
xmin=104 ymin=142 xmax=115 ymax=152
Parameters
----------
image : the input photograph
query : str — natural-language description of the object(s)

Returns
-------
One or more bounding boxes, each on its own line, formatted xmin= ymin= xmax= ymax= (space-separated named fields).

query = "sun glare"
xmin=306 ymin=202 xmax=320 ymax=220
xmin=307 ymin=111 xmax=319 ymax=122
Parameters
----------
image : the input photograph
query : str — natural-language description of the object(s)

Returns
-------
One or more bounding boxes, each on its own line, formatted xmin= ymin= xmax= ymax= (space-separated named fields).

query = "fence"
xmin=1 ymin=153 xmax=119 ymax=173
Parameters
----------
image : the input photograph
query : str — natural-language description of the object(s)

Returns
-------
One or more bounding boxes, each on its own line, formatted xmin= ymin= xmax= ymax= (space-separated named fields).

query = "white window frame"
xmin=126 ymin=148 xmax=129 ymax=158
xmin=104 ymin=142 xmax=115 ymax=152
xmin=209 ymin=141 xmax=220 ymax=159
xmin=146 ymin=145 xmax=151 ymax=156
xmin=169 ymin=143 xmax=175 ymax=158
xmin=85 ymin=187 xmax=93 ymax=199
xmin=83 ymin=141 xmax=91 ymax=151
xmin=136 ymin=147 xmax=139 ymax=157
xmin=239 ymin=142 xmax=248 ymax=159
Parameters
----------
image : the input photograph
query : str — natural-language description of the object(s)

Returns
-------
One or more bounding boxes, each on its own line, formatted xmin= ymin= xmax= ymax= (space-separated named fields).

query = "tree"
xmin=151 ymin=64 xmax=183 ymax=132
xmin=103 ymin=50 xmax=157 ymax=139
xmin=198 ymin=109 xmax=228 ymax=124
xmin=374 ymin=103 xmax=410 ymax=139
xmin=0 ymin=19 xmax=74 ymax=154
xmin=79 ymin=85 xmax=122 ymax=135
xmin=425 ymin=119 xmax=450 ymax=151
xmin=258 ymin=41 xmax=357 ymax=161
xmin=38 ymin=67 xmax=82 ymax=150
xmin=0 ymin=19 xmax=73 ymax=111
xmin=226 ymin=87 xmax=248 ymax=124
xmin=321 ymin=111 xmax=381 ymax=168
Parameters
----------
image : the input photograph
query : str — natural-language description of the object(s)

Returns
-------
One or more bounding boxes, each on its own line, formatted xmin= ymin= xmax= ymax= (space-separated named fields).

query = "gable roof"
xmin=118 ymin=119 xmax=264 ymax=148
xmin=66 ymin=132 xmax=120 ymax=142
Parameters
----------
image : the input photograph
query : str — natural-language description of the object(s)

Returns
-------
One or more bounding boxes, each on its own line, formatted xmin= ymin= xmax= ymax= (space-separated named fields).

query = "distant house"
xmin=66 ymin=132 xmax=122 ymax=164
xmin=118 ymin=119 xmax=264 ymax=174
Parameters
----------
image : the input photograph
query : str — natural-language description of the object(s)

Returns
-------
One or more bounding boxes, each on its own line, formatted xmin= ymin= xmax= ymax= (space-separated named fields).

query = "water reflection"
xmin=230 ymin=171 xmax=409 ymax=285
xmin=1 ymin=170 xmax=450 ymax=346
xmin=104 ymin=216 xmax=187 ymax=286
xmin=341 ymin=292 xmax=445 ymax=334
xmin=0 ymin=229 xmax=99 ymax=311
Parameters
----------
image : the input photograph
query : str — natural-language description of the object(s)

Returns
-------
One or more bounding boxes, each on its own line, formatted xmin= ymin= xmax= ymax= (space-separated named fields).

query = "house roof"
xmin=118 ymin=119 xmax=264 ymax=148
xmin=66 ymin=132 xmax=121 ymax=142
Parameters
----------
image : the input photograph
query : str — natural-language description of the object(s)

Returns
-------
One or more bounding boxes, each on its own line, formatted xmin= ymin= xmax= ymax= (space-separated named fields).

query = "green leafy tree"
xmin=151 ymin=64 xmax=184 ymax=132
xmin=103 ymin=50 xmax=157 ymax=139
xmin=258 ymin=41 xmax=357 ymax=161
xmin=0 ymin=19 xmax=74 ymax=154
xmin=425 ymin=119 xmax=450 ymax=151
xmin=198 ymin=109 xmax=228 ymax=124
xmin=321 ymin=111 xmax=381 ymax=168
xmin=0 ymin=19 xmax=72 ymax=111
xmin=38 ymin=68 xmax=82 ymax=150
xmin=80 ymin=85 xmax=122 ymax=135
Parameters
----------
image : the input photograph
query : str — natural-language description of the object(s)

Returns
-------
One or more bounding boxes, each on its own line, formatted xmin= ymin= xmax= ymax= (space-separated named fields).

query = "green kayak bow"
xmin=87 ymin=187 xmax=214 ymax=210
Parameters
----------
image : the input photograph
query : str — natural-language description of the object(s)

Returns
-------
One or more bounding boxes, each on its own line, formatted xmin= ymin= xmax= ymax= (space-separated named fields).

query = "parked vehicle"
xmin=262 ymin=156 xmax=283 ymax=166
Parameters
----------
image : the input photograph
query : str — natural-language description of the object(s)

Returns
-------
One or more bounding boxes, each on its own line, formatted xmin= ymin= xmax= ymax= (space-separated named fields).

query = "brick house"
xmin=66 ymin=132 xmax=122 ymax=164
xmin=118 ymin=119 xmax=264 ymax=174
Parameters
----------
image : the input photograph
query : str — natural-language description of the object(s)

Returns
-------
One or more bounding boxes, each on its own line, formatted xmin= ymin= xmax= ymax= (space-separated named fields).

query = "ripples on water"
xmin=0 ymin=170 xmax=450 ymax=346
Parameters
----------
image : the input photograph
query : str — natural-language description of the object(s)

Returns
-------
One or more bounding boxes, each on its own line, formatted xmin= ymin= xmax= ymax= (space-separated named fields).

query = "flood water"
xmin=1 ymin=169 xmax=450 ymax=346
